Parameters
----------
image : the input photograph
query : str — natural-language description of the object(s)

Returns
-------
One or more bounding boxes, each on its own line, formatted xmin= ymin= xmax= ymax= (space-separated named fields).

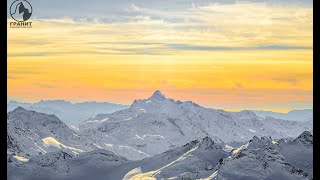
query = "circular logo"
xmin=10 ymin=0 xmax=33 ymax=22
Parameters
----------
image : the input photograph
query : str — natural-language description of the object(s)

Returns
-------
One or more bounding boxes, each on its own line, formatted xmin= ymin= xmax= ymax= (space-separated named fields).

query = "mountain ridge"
xmin=80 ymin=90 xmax=312 ymax=160
xmin=7 ymin=100 xmax=129 ymax=126
xmin=8 ymin=129 xmax=312 ymax=180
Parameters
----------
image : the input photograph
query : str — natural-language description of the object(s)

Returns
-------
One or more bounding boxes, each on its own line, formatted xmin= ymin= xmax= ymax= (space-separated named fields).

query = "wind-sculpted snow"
xmin=80 ymin=90 xmax=312 ymax=160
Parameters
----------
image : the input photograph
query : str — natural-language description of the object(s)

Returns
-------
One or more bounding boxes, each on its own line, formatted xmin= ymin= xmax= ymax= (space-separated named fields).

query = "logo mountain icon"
xmin=10 ymin=1 xmax=32 ymax=22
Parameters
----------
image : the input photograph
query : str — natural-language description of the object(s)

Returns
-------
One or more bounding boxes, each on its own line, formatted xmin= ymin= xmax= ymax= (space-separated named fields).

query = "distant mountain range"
xmin=7 ymin=100 xmax=129 ymax=126
xmin=7 ymin=98 xmax=312 ymax=128
xmin=251 ymin=109 xmax=313 ymax=122
xmin=7 ymin=91 xmax=313 ymax=179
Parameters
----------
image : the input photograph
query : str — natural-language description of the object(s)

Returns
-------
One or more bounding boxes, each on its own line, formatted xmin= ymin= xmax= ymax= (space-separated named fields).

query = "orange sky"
xmin=7 ymin=2 xmax=313 ymax=112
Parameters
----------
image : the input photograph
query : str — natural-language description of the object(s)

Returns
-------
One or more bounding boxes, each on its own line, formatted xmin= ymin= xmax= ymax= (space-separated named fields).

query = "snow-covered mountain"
xmin=7 ymin=131 xmax=312 ymax=180
xmin=122 ymin=136 xmax=230 ymax=180
xmin=79 ymin=90 xmax=312 ymax=160
xmin=7 ymin=107 xmax=100 ymax=159
xmin=8 ymin=149 xmax=130 ymax=180
xmin=8 ymin=136 xmax=229 ymax=180
xmin=6 ymin=91 xmax=313 ymax=180
xmin=252 ymin=109 xmax=313 ymax=122
xmin=213 ymin=131 xmax=313 ymax=180
xmin=7 ymin=100 xmax=129 ymax=126
xmin=278 ymin=131 xmax=313 ymax=176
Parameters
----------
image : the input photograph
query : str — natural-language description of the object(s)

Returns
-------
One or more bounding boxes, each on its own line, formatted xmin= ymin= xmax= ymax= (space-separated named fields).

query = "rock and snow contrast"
xmin=7 ymin=100 xmax=129 ymax=126
xmin=79 ymin=90 xmax=311 ymax=160
xmin=121 ymin=136 xmax=230 ymax=180
xmin=8 ymin=136 xmax=230 ymax=180
xmin=7 ymin=131 xmax=312 ymax=180
xmin=215 ymin=131 xmax=313 ymax=180
xmin=7 ymin=90 xmax=313 ymax=180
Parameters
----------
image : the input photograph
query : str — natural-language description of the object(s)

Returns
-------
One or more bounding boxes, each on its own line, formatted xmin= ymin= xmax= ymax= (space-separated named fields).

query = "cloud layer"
xmin=7 ymin=1 xmax=313 ymax=112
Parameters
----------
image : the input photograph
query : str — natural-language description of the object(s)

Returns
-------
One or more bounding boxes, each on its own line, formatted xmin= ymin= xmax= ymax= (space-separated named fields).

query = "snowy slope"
xmin=8 ymin=149 xmax=130 ymax=180
xmin=7 ymin=100 xmax=129 ymax=126
xmin=80 ymin=90 xmax=312 ymax=160
xmin=7 ymin=107 xmax=99 ymax=158
xmin=7 ymin=131 xmax=312 ymax=180
xmin=212 ymin=131 xmax=313 ymax=180
xmin=124 ymin=136 xmax=230 ymax=179
xmin=8 ymin=137 xmax=229 ymax=180
xmin=278 ymin=131 xmax=313 ymax=177
xmin=6 ymin=91 xmax=313 ymax=180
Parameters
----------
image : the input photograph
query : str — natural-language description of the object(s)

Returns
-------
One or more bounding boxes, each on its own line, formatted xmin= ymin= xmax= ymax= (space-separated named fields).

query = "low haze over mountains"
xmin=252 ymin=109 xmax=313 ymax=122
xmin=7 ymin=100 xmax=129 ymax=126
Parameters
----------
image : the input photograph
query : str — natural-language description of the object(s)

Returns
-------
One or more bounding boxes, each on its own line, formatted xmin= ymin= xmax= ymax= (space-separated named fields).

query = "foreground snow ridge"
xmin=42 ymin=137 xmax=84 ymax=154
xmin=124 ymin=147 xmax=198 ymax=180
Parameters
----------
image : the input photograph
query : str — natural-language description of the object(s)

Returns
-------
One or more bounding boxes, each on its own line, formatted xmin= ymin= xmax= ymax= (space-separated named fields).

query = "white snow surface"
xmin=7 ymin=107 xmax=101 ymax=158
xmin=79 ymin=90 xmax=312 ymax=160
xmin=7 ymin=91 xmax=313 ymax=180
xmin=8 ymin=137 xmax=229 ymax=180
xmin=7 ymin=126 xmax=312 ymax=180
xmin=214 ymin=132 xmax=312 ymax=180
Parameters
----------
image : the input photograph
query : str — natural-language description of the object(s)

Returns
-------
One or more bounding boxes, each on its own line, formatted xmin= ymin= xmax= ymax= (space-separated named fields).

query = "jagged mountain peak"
xmin=183 ymin=139 xmax=200 ymax=148
xmin=129 ymin=90 xmax=169 ymax=108
xmin=297 ymin=131 xmax=312 ymax=139
xmin=130 ymin=90 xmax=202 ymax=110
xmin=149 ymin=90 xmax=167 ymax=100
xmin=198 ymin=136 xmax=217 ymax=150
xmin=295 ymin=131 xmax=313 ymax=147
xmin=247 ymin=136 xmax=272 ymax=149
xmin=181 ymin=137 xmax=220 ymax=151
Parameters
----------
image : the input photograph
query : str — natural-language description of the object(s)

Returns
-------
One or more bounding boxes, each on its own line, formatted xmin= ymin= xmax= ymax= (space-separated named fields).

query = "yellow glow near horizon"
xmin=7 ymin=2 xmax=313 ymax=112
